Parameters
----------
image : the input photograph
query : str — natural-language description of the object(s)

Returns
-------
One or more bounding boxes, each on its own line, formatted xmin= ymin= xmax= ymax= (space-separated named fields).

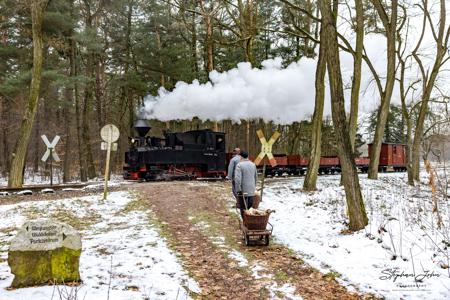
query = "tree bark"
xmin=303 ymin=24 xmax=326 ymax=191
xmin=82 ymin=46 xmax=97 ymax=179
xmin=367 ymin=0 xmax=398 ymax=179
xmin=8 ymin=0 xmax=49 ymax=188
xmin=320 ymin=0 xmax=368 ymax=231
xmin=349 ymin=0 xmax=364 ymax=151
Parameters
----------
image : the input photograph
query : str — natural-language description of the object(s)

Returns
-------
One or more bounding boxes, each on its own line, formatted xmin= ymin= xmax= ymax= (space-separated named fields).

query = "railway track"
xmin=0 ymin=183 xmax=88 ymax=194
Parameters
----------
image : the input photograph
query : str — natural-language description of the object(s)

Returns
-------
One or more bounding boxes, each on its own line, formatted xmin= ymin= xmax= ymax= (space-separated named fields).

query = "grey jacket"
xmin=227 ymin=155 xmax=241 ymax=180
xmin=234 ymin=159 xmax=258 ymax=196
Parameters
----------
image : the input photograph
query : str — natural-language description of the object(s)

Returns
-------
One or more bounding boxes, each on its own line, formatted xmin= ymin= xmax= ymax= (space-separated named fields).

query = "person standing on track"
xmin=234 ymin=150 xmax=258 ymax=218
xmin=227 ymin=147 xmax=241 ymax=198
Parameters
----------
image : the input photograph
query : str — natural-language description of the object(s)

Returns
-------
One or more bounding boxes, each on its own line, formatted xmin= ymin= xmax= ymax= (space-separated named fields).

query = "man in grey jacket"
xmin=234 ymin=150 xmax=258 ymax=217
xmin=227 ymin=148 xmax=241 ymax=198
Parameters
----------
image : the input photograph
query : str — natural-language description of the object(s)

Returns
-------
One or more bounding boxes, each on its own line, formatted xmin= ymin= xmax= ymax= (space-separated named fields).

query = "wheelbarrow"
xmin=236 ymin=193 xmax=274 ymax=246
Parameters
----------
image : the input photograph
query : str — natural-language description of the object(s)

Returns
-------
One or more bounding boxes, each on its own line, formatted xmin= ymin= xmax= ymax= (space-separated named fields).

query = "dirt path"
xmin=134 ymin=181 xmax=375 ymax=300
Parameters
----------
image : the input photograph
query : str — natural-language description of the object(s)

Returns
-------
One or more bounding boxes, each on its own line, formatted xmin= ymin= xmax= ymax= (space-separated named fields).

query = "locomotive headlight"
xmin=131 ymin=138 xmax=135 ymax=144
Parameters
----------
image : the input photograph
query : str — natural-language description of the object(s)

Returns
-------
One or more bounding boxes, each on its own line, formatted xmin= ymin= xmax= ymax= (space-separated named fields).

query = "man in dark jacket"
xmin=234 ymin=150 xmax=258 ymax=217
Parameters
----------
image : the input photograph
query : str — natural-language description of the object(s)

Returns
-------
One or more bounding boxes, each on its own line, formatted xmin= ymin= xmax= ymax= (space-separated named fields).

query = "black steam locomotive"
xmin=123 ymin=120 xmax=227 ymax=181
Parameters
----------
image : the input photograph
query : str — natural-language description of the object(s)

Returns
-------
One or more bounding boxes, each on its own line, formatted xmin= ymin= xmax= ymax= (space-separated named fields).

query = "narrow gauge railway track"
xmin=0 ymin=183 xmax=88 ymax=194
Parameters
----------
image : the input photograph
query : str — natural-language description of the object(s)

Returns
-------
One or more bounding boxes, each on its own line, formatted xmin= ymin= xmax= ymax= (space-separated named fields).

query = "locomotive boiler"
xmin=123 ymin=120 xmax=227 ymax=181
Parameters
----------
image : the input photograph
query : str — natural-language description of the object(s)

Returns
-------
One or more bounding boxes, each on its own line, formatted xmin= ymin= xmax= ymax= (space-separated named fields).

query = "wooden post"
xmin=103 ymin=141 xmax=111 ymax=200
xmin=260 ymin=161 xmax=266 ymax=202
xmin=50 ymin=148 xmax=53 ymax=186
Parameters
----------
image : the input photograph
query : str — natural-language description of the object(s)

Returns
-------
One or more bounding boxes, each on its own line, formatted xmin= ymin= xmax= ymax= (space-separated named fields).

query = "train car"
xmin=224 ymin=142 xmax=405 ymax=177
xmin=368 ymin=143 xmax=407 ymax=172
xmin=124 ymin=120 xmax=227 ymax=181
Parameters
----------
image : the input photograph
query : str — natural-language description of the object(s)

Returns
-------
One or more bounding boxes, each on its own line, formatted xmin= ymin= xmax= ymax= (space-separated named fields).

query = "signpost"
xmin=41 ymin=135 xmax=61 ymax=186
xmin=254 ymin=130 xmax=280 ymax=202
xmin=100 ymin=124 xmax=120 ymax=200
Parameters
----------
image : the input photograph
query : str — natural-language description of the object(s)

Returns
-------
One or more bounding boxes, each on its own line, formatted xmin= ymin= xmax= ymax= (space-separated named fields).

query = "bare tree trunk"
xmin=8 ymin=0 xmax=49 ymax=188
xmin=368 ymin=0 xmax=398 ymax=179
xmin=73 ymin=42 xmax=86 ymax=182
xmin=205 ymin=14 xmax=214 ymax=73
xmin=155 ymin=21 xmax=165 ymax=87
xmin=126 ymin=0 xmax=134 ymax=136
xmin=411 ymin=0 xmax=448 ymax=181
xmin=94 ymin=53 xmax=104 ymax=127
xmin=349 ymin=0 xmax=364 ymax=151
xmin=82 ymin=53 xmax=97 ymax=179
xmin=320 ymin=0 xmax=368 ymax=231
xmin=191 ymin=2 xmax=199 ymax=77
xmin=62 ymin=79 xmax=73 ymax=182
xmin=33 ymin=111 xmax=40 ymax=172
xmin=303 ymin=25 xmax=326 ymax=191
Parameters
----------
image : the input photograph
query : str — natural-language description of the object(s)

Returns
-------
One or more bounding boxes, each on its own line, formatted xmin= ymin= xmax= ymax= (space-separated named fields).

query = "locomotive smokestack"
xmin=134 ymin=119 xmax=151 ymax=137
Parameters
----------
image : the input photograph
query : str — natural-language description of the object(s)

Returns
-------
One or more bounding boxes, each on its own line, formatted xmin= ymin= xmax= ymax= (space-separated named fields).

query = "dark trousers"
xmin=232 ymin=180 xmax=237 ymax=198
xmin=238 ymin=195 xmax=254 ymax=218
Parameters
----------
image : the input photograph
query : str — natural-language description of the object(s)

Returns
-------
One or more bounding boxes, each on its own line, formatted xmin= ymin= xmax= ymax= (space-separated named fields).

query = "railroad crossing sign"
xmin=41 ymin=135 xmax=61 ymax=186
xmin=41 ymin=135 xmax=60 ymax=162
xmin=101 ymin=124 xmax=119 ymax=200
xmin=254 ymin=130 xmax=280 ymax=167
xmin=254 ymin=129 xmax=280 ymax=203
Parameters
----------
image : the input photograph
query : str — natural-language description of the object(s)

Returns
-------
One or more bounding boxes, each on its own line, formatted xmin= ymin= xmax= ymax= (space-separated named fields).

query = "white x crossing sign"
xmin=254 ymin=130 xmax=280 ymax=167
xmin=41 ymin=135 xmax=61 ymax=162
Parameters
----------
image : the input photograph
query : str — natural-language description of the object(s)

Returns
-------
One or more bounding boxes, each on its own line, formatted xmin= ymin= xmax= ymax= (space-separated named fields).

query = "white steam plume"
xmin=141 ymin=57 xmax=332 ymax=125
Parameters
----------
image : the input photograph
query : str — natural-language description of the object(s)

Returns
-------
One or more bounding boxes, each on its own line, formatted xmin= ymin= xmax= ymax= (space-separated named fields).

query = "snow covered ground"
xmin=0 ymin=191 xmax=199 ymax=300
xmin=260 ymin=171 xmax=450 ymax=299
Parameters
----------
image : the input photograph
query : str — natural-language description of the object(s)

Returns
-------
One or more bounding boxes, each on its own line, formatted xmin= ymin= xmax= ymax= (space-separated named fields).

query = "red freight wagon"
xmin=320 ymin=156 xmax=340 ymax=166
xmin=355 ymin=157 xmax=370 ymax=165
xmin=274 ymin=155 xmax=288 ymax=166
xmin=354 ymin=157 xmax=370 ymax=173
xmin=287 ymin=155 xmax=309 ymax=166
xmin=368 ymin=143 xmax=407 ymax=171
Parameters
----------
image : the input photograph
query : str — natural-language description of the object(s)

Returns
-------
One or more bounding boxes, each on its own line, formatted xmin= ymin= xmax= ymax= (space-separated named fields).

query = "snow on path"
xmin=0 ymin=191 xmax=199 ymax=300
xmin=260 ymin=173 xmax=450 ymax=300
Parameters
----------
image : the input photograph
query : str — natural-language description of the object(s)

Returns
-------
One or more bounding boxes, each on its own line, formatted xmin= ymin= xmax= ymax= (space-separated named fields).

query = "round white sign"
xmin=101 ymin=124 xmax=120 ymax=143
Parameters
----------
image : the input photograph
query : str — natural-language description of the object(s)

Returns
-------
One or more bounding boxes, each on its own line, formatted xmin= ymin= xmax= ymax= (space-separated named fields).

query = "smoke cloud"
xmin=141 ymin=57 xmax=332 ymax=124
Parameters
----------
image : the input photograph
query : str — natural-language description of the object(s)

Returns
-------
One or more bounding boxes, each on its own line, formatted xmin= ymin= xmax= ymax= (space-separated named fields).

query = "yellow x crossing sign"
xmin=254 ymin=130 xmax=281 ymax=167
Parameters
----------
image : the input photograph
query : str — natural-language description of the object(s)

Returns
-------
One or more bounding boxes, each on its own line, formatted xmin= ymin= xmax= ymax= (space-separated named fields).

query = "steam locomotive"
xmin=123 ymin=120 xmax=227 ymax=181
xmin=124 ymin=120 xmax=407 ymax=181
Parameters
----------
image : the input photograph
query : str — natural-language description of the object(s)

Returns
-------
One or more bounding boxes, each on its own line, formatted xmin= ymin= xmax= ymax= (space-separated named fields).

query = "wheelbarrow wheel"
xmin=244 ymin=234 xmax=250 ymax=246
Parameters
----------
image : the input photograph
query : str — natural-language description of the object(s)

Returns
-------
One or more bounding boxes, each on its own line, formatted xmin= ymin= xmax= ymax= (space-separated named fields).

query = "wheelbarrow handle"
xmin=241 ymin=192 xmax=249 ymax=210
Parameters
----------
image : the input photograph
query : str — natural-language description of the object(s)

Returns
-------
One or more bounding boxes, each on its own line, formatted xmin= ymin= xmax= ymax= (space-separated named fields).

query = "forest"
xmin=2 ymin=1 xmax=450 ymax=299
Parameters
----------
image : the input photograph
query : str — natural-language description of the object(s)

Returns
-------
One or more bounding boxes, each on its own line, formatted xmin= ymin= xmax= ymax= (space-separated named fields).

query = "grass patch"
xmin=50 ymin=209 xmax=101 ymax=231
xmin=118 ymin=198 xmax=149 ymax=215
xmin=324 ymin=270 xmax=342 ymax=280
xmin=274 ymin=270 xmax=290 ymax=281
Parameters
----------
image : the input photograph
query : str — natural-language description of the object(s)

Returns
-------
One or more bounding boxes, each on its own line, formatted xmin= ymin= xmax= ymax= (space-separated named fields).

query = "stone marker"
xmin=8 ymin=220 xmax=82 ymax=288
